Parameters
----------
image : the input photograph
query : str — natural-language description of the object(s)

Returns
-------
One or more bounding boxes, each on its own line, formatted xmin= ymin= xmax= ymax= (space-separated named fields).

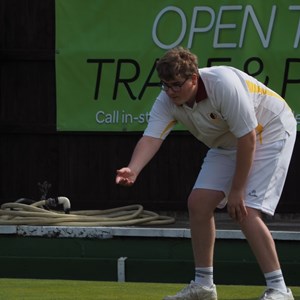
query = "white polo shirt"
xmin=144 ymin=66 xmax=296 ymax=149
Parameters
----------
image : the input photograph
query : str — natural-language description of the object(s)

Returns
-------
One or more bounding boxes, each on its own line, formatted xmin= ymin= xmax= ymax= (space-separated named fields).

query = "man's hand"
xmin=227 ymin=189 xmax=248 ymax=222
xmin=115 ymin=136 xmax=163 ymax=187
xmin=115 ymin=167 xmax=137 ymax=187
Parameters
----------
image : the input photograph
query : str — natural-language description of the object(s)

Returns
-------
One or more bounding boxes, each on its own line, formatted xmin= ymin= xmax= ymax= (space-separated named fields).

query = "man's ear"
xmin=191 ymin=73 xmax=198 ymax=85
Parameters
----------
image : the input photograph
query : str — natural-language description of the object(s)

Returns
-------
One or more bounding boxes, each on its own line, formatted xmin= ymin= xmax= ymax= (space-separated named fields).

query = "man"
xmin=115 ymin=47 xmax=296 ymax=300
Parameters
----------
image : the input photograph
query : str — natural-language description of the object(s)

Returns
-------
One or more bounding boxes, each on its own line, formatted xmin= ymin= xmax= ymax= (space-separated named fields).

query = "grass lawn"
xmin=0 ymin=279 xmax=299 ymax=300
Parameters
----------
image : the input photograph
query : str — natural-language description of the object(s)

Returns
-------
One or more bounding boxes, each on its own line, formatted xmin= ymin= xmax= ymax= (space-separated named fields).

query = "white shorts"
xmin=193 ymin=131 xmax=296 ymax=215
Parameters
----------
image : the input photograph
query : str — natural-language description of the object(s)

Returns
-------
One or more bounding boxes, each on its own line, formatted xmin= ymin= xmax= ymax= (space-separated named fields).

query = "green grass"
xmin=0 ymin=279 xmax=299 ymax=300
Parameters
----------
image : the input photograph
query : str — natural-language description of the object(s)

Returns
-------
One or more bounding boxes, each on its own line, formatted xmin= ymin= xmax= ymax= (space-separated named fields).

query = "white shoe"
xmin=163 ymin=281 xmax=217 ymax=300
xmin=259 ymin=288 xmax=294 ymax=300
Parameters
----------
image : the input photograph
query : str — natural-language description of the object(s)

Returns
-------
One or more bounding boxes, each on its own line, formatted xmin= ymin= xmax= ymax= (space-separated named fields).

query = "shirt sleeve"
xmin=143 ymin=92 xmax=177 ymax=140
xmin=211 ymin=70 xmax=258 ymax=138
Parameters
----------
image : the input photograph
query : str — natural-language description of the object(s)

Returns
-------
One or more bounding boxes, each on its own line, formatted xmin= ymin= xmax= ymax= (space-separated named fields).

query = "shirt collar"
xmin=195 ymin=76 xmax=208 ymax=103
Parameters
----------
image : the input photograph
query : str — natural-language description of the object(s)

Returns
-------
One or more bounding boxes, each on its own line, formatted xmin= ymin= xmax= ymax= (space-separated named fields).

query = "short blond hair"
xmin=156 ymin=47 xmax=198 ymax=81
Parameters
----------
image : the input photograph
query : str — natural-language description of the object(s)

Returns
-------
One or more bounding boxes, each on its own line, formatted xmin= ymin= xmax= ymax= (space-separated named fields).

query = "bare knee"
xmin=187 ymin=189 xmax=224 ymax=220
xmin=187 ymin=193 xmax=206 ymax=219
xmin=239 ymin=207 xmax=269 ymax=235
xmin=239 ymin=207 xmax=263 ymax=226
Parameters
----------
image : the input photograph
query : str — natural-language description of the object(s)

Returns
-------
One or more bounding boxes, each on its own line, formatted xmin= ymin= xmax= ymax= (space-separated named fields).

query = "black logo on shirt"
xmin=248 ymin=190 xmax=258 ymax=197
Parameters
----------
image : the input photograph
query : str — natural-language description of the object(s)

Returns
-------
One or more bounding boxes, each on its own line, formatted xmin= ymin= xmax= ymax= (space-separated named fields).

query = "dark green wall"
xmin=0 ymin=236 xmax=299 ymax=286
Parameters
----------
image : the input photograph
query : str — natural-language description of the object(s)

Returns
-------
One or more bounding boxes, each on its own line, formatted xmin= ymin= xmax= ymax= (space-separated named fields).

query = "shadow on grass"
xmin=222 ymin=298 xmax=257 ymax=300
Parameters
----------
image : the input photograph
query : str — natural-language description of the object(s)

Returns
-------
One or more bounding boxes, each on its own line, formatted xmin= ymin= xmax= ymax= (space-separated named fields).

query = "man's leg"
xmin=239 ymin=207 xmax=294 ymax=299
xmin=239 ymin=207 xmax=280 ymax=273
xmin=163 ymin=189 xmax=222 ymax=300
xmin=188 ymin=188 xmax=224 ymax=268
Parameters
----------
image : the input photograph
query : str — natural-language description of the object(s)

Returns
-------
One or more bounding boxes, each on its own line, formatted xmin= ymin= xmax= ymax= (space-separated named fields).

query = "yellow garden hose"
xmin=0 ymin=197 xmax=175 ymax=226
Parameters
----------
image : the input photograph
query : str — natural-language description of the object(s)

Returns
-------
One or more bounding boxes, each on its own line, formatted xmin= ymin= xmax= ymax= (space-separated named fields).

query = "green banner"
xmin=56 ymin=0 xmax=300 ymax=131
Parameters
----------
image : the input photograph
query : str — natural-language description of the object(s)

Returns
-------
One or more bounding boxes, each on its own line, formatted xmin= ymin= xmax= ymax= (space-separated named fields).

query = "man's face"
xmin=161 ymin=75 xmax=197 ymax=106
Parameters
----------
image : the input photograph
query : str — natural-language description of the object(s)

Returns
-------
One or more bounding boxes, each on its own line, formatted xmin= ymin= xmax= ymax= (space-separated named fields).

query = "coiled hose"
xmin=0 ymin=197 xmax=175 ymax=226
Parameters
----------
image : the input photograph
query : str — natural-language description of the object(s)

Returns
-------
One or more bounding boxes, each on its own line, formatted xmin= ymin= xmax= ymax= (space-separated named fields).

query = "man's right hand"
xmin=115 ymin=167 xmax=136 ymax=187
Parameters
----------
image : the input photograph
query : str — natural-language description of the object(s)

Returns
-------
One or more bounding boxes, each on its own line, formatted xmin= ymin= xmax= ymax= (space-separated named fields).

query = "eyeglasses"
xmin=161 ymin=78 xmax=188 ymax=92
